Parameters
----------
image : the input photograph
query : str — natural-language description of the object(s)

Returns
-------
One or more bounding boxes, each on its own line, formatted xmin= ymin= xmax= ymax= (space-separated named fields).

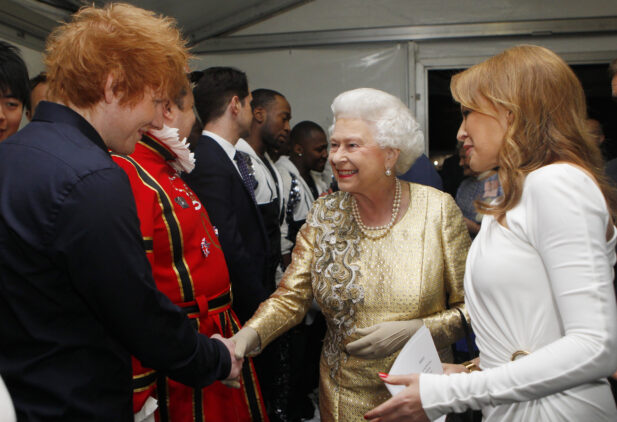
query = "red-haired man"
xmin=0 ymin=4 xmax=241 ymax=421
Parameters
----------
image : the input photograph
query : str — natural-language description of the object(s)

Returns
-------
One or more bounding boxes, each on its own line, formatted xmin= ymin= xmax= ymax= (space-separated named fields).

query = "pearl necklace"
xmin=351 ymin=178 xmax=402 ymax=239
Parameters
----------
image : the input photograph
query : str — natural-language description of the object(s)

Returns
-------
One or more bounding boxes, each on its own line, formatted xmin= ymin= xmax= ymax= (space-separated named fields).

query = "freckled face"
xmin=105 ymin=89 xmax=166 ymax=155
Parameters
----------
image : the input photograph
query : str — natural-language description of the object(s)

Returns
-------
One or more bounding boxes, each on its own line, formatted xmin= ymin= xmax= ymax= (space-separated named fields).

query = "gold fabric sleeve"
xmin=245 ymin=213 xmax=316 ymax=349
xmin=422 ymin=192 xmax=471 ymax=351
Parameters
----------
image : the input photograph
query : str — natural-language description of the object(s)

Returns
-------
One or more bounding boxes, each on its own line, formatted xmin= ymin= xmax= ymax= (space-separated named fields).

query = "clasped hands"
xmin=213 ymin=327 xmax=261 ymax=389
xmin=211 ymin=333 xmax=244 ymax=388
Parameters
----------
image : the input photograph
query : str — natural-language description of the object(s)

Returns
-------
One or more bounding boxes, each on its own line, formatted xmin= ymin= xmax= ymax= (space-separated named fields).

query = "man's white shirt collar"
xmin=202 ymin=130 xmax=236 ymax=162
xmin=202 ymin=130 xmax=240 ymax=174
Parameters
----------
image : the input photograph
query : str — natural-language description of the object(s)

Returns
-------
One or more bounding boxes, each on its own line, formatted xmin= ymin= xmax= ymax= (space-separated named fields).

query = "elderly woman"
xmin=365 ymin=45 xmax=617 ymax=422
xmin=233 ymin=88 xmax=470 ymax=421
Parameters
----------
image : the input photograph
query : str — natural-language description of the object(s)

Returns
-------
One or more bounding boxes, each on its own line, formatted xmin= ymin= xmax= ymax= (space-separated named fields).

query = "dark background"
xmin=428 ymin=64 xmax=617 ymax=160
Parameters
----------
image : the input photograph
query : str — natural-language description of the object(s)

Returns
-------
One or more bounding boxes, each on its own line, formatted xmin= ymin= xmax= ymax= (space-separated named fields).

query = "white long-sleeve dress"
xmin=420 ymin=163 xmax=617 ymax=421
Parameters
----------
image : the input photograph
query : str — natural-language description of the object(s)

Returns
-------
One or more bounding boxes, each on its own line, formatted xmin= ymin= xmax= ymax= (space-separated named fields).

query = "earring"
xmin=298 ymin=153 xmax=303 ymax=157
xmin=385 ymin=168 xmax=392 ymax=176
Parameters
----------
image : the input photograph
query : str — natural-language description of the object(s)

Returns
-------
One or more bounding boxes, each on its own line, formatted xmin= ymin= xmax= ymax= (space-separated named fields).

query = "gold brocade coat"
xmin=246 ymin=182 xmax=471 ymax=421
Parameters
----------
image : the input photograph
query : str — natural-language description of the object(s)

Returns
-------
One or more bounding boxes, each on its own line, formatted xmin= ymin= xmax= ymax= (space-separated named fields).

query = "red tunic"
xmin=113 ymin=133 xmax=267 ymax=422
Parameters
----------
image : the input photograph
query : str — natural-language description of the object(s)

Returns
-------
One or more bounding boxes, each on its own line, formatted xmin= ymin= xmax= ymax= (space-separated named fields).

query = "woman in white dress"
xmin=365 ymin=45 xmax=617 ymax=421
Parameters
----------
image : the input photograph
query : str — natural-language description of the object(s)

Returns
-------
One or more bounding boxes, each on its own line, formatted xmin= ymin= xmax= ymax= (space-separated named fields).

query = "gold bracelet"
xmin=461 ymin=360 xmax=481 ymax=372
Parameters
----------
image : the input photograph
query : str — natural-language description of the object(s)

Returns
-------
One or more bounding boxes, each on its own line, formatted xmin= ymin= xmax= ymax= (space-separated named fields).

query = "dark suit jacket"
xmin=183 ymin=135 xmax=271 ymax=323
xmin=398 ymin=154 xmax=443 ymax=191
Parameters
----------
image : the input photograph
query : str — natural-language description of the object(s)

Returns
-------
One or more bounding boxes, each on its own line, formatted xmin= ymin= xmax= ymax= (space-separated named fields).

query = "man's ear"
xmin=253 ymin=107 xmax=265 ymax=124
xmin=162 ymin=100 xmax=173 ymax=120
xmin=103 ymin=73 xmax=116 ymax=104
xmin=229 ymin=95 xmax=241 ymax=116
xmin=293 ymin=143 xmax=303 ymax=156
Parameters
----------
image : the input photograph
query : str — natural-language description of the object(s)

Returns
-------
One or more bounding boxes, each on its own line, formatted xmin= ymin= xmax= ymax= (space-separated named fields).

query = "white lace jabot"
xmin=149 ymin=125 xmax=195 ymax=174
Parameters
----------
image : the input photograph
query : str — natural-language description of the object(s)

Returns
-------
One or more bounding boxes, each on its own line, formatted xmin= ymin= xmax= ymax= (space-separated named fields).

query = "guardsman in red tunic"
xmin=113 ymin=88 xmax=267 ymax=422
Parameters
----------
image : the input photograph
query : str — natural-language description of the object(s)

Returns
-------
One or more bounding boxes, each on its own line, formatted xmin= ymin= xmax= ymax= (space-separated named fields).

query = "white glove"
xmin=346 ymin=319 xmax=423 ymax=359
xmin=231 ymin=326 xmax=261 ymax=359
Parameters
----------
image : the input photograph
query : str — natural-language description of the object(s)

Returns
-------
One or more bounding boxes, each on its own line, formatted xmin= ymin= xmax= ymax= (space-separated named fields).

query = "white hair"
xmin=329 ymin=88 xmax=425 ymax=175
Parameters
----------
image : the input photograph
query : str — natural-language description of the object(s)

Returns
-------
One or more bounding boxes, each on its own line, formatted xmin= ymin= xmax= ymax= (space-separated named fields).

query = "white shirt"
xmin=0 ymin=376 xmax=16 ymax=422
xmin=420 ymin=164 xmax=617 ymax=421
xmin=202 ymin=130 xmax=241 ymax=175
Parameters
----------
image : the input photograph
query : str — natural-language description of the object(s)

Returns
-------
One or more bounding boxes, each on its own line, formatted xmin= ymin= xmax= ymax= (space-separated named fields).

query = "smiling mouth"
xmin=337 ymin=169 xmax=357 ymax=178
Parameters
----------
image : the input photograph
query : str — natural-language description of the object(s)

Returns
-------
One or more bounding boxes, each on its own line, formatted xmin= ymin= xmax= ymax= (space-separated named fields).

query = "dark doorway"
xmin=572 ymin=64 xmax=617 ymax=161
xmin=427 ymin=68 xmax=464 ymax=158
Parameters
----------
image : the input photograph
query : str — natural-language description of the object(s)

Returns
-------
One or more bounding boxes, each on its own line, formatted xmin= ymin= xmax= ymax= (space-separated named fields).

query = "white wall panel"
xmin=0 ymin=35 xmax=45 ymax=76
xmin=193 ymin=43 xmax=409 ymax=132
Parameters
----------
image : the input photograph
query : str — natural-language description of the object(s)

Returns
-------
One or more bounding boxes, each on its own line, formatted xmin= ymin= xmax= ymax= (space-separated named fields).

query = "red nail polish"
xmin=378 ymin=372 xmax=388 ymax=378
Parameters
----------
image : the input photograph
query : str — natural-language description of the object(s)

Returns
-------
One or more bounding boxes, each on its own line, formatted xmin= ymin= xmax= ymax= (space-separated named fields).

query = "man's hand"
xmin=346 ymin=320 xmax=423 ymax=359
xmin=211 ymin=333 xmax=243 ymax=387
xmin=231 ymin=326 xmax=260 ymax=359
xmin=364 ymin=373 xmax=429 ymax=422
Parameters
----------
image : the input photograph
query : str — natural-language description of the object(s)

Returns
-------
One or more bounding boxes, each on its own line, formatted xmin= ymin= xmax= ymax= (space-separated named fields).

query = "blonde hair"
xmin=451 ymin=45 xmax=617 ymax=220
xmin=45 ymin=3 xmax=190 ymax=108
xmin=330 ymin=88 xmax=425 ymax=175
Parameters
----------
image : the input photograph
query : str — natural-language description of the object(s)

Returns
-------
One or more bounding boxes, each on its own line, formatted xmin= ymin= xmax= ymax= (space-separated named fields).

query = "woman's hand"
xmin=442 ymin=363 xmax=468 ymax=375
xmin=346 ymin=319 xmax=423 ymax=359
xmin=364 ymin=373 xmax=429 ymax=422
xmin=230 ymin=326 xmax=260 ymax=358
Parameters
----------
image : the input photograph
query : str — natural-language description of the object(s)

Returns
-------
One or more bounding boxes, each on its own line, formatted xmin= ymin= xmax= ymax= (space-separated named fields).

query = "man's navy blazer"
xmin=183 ymin=135 xmax=271 ymax=323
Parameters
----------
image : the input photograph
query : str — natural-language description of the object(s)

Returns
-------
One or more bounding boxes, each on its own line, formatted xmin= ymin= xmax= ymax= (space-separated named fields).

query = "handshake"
xmin=212 ymin=327 xmax=261 ymax=389
xmin=214 ymin=319 xmax=424 ymax=387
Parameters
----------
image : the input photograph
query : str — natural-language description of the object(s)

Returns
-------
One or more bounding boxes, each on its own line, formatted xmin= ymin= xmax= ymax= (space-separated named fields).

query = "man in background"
xmin=239 ymin=88 xmax=291 ymax=286
xmin=236 ymin=88 xmax=292 ymax=420
xmin=184 ymin=67 xmax=271 ymax=325
xmin=25 ymin=72 xmax=48 ymax=120
xmin=276 ymin=120 xmax=329 ymax=421
xmin=0 ymin=41 xmax=29 ymax=142
xmin=185 ymin=69 xmax=285 ymax=418
xmin=398 ymin=153 xmax=443 ymax=190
